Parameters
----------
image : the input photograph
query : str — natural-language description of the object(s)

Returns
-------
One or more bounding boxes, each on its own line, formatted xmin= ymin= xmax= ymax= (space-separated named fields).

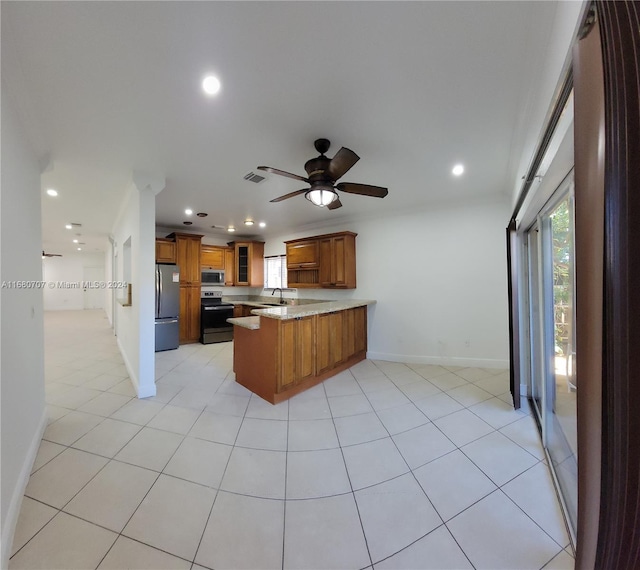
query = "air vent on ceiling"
xmin=70 ymin=223 xmax=82 ymax=228
xmin=243 ymin=172 xmax=265 ymax=184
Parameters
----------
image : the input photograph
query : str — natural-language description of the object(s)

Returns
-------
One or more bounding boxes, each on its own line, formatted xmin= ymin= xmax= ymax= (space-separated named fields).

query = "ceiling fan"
xmin=42 ymin=251 xmax=62 ymax=258
xmin=258 ymin=139 xmax=388 ymax=210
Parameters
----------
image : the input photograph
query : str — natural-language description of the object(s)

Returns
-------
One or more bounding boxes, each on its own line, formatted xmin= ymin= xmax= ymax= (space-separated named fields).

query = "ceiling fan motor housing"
xmin=304 ymin=156 xmax=332 ymax=181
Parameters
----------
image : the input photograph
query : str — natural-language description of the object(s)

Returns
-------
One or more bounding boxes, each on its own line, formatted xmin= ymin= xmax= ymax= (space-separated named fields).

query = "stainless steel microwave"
xmin=201 ymin=269 xmax=225 ymax=285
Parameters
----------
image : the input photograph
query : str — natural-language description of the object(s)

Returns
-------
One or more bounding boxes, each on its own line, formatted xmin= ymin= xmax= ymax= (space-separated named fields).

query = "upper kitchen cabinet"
xmin=229 ymin=241 xmax=264 ymax=287
xmin=319 ymin=232 xmax=356 ymax=288
xmin=155 ymin=238 xmax=176 ymax=264
xmin=167 ymin=232 xmax=203 ymax=285
xmin=200 ymin=244 xmax=225 ymax=270
xmin=224 ymin=247 xmax=235 ymax=286
xmin=286 ymin=239 xmax=319 ymax=269
xmin=285 ymin=231 xmax=357 ymax=289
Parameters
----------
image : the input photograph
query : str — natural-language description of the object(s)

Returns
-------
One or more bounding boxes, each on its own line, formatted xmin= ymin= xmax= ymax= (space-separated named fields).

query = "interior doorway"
xmin=83 ymin=266 xmax=105 ymax=309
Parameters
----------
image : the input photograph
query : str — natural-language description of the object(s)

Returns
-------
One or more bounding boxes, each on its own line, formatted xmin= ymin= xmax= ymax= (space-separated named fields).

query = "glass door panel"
xmin=545 ymin=195 xmax=577 ymax=532
xmin=525 ymin=184 xmax=577 ymax=539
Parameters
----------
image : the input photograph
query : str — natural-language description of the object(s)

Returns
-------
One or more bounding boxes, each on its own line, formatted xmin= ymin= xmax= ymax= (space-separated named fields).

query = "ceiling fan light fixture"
xmin=305 ymin=188 xmax=337 ymax=207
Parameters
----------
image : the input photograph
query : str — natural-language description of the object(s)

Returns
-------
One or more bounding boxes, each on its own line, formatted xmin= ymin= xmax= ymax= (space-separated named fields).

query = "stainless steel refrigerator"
xmin=155 ymin=264 xmax=180 ymax=351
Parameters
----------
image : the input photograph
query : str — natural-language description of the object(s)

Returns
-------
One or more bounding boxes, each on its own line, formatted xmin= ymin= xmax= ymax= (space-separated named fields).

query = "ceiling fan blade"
xmin=257 ymin=166 xmax=309 ymax=183
xmin=327 ymin=197 xmax=343 ymax=210
xmin=328 ymin=147 xmax=360 ymax=180
xmin=269 ymin=189 xmax=308 ymax=203
xmin=336 ymin=182 xmax=388 ymax=198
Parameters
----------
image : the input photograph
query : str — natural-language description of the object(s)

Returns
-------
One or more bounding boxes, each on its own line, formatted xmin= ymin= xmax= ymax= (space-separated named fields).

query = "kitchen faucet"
xmin=271 ymin=288 xmax=285 ymax=304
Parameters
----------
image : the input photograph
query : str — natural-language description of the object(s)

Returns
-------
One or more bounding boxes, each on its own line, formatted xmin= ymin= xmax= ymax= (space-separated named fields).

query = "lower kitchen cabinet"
xmin=316 ymin=311 xmax=344 ymax=375
xmin=343 ymin=306 xmax=367 ymax=359
xmin=278 ymin=316 xmax=315 ymax=391
xmin=179 ymin=285 xmax=200 ymax=343
xmin=231 ymin=305 xmax=368 ymax=403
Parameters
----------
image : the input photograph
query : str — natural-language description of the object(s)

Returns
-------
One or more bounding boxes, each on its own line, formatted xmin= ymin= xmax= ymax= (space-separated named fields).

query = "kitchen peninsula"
xmin=228 ymin=299 xmax=375 ymax=403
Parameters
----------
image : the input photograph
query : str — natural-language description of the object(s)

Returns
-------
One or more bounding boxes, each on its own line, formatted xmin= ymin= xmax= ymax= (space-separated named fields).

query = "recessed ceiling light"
xmin=244 ymin=220 xmax=254 ymax=226
xmin=46 ymin=189 xmax=58 ymax=197
xmin=183 ymin=221 xmax=193 ymax=225
xmin=73 ymin=239 xmax=78 ymax=243
xmin=197 ymin=212 xmax=208 ymax=217
xmin=452 ymin=164 xmax=465 ymax=176
xmin=202 ymin=75 xmax=221 ymax=96
xmin=259 ymin=222 xmax=266 ymax=228
xmin=77 ymin=247 xmax=82 ymax=251
xmin=65 ymin=224 xmax=73 ymax=230
xmin=185 ymin=209 xmax=193 ymax=216
xmin=227 ymin=227 xmax=236 ymax=232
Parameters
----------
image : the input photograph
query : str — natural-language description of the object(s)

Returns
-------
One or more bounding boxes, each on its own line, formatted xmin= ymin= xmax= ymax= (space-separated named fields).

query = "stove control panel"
xmin=202 ymin=290 xmax=223 ymax=299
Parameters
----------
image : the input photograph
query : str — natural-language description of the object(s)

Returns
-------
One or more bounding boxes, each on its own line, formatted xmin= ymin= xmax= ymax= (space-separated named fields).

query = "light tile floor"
xmin=10 ymin=310 xmax=575 ymax=569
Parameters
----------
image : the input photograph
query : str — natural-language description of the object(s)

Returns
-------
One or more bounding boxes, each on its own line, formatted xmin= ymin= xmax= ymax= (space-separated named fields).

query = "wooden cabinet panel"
xmin=224 ymin=248 xmax=235 ymax=285
xmin=170 ymin=233 xmax=203 ymax=285
xmin=233 ymin=305 xmax=243 ymax=318
xmin=201 ymin=245 xmax=224 ymax=269
xmin=156 ymin=239 xmax=176 ymax=263
xmin=286 ymin=240 xmax=319 ymax=268
xmin=278 ymin=316 xmax=315 ymax=392
xmin=179 ymin=285 xmax=201 ymax=343
xmin=319 ymin=234 xmax=355 ymax=288
xmin=316 ymin=312 xmax=344 ymax=374
xmin=343 ymin=306 xmax=367 ymax=359
xmin=230 ymin=241 xmax=264 ymax=287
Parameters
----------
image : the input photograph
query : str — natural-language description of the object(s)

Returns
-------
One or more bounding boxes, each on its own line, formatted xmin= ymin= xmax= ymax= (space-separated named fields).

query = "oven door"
xmin=200 ymin=304 xmax=234 ymax=344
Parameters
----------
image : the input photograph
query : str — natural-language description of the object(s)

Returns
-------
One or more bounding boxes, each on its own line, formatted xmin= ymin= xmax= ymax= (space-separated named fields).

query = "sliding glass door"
xmin=525 ymin=178 xmax=577 ymax=537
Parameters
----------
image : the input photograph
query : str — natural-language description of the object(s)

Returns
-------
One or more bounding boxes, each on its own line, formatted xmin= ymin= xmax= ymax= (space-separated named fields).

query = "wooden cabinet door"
xmin=179 ymin=285 xmax=200 ymax=343
xmin=175 ymin=236 xmax=202 ymax=284
xmin=343 ymin=308 xmax=356 ymax=360
xmin=343 ymin=306 xmax=366 ymax=358
xmin=316 ymin=312 xmax=343 ymax=374
xmin=156 ymin=239 xmax=176 ymax=263
xmin=354 ymin=306 xmax=367 ymax=353
xmin=287 ymin=240 xmax=319 ymax=268
xmin=224 ymin=248 xmax=235 ymax=285
xmin=187 ymin=286 xmax=201 ymax=341
xmin=279 ymin=317 xmax=315 ymax=392
xmin=233 ymin=305 xmax=243 ymax=318
xmin=279 ymin=320 xmax=297 ymax=391
xmin=297 ymin=316 xmax=315 ymax=383
xmin=201 ymin=245 xmax=224 ymax=269
xmin=235 ymin=243 xmax=250 ymax=285
xmin=319 ymin=239 xmax=333 ymax=286
xmin=333 ymin=236 xmax=347 ymax=286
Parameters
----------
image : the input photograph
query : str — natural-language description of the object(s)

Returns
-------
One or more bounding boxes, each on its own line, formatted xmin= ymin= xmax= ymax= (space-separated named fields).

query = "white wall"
xmin=112 ymin=182 xmax=156 ymax=398
xmin=1 ymin=86 xmax=47 ymax=568
xmin=263 ymin=196 xmax=511 ymax=368
xmin=42 ymin=252 xmax=106 ymax=311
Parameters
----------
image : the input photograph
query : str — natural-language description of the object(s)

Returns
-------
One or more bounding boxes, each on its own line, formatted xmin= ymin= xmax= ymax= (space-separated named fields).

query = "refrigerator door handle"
xmin=156 ymin=318 xmax=179 ymax=325
xmin=158 ymin=267 xmax=163 ymax=316
xmin=156 ymin=267 xmax=160 ymax=317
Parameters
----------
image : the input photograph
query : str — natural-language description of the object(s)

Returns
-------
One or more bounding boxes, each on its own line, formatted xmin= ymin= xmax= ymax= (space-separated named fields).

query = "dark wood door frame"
xmin=592 ymin=2 xmax=640 ymax=567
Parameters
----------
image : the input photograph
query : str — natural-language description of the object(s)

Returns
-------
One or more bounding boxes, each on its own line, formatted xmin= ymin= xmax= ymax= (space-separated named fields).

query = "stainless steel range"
xmin=200 ymin=290 xmax=234 ymax=344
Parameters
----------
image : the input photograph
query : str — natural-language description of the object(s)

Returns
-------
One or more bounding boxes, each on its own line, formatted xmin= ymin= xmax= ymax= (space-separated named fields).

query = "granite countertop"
xmin=227 ymin=316 xmax=261 ymax=330
xmin=250 ymin=299 xmax=376 ymax=321
xmin=222 ymin=296 xmax=325 ymax=309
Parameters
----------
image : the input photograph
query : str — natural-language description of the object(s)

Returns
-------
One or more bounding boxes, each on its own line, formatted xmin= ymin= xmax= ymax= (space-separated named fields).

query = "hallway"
xmin=9 ymin=310 xmax=574 ymax=569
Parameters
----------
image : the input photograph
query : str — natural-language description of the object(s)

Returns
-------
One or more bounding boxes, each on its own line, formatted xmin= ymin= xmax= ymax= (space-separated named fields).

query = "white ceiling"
xmin=2 ymin=1 xmax=560 ymax=255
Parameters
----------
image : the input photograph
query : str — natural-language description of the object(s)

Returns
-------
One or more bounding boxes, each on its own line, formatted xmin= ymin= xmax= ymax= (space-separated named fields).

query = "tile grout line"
xmin=323 ymin=375 xmax=375 ymax=570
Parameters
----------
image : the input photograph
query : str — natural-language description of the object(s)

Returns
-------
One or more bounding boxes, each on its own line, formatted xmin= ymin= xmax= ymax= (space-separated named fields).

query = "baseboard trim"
xmin=366 ymin=351 xmax=509 ymax=370
xmin=116 ymin=337 xmax=140 ymax=398
xmin=1 ymin=408 xmax=47 ymax=569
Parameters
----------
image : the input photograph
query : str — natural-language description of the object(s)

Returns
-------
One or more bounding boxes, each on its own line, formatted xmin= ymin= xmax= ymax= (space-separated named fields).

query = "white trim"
xmin=1 ymin=408 xmax=47 ymax=569
xmin=366 ymin=351 xmax=509 ymax=370
xmin=116 ymin=337 xmax=155 ymax=398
